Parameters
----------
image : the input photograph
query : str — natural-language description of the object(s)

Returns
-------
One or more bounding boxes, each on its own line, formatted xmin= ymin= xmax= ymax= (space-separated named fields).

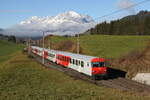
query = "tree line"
xmin=88 ymin=10 xmax=150 ymax=35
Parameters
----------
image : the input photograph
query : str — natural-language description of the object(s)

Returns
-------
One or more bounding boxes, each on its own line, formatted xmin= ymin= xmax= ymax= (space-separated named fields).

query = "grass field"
xmin=47 ymin=35 xmax=150 ymax=58
xmin=0 ymin=38 xmax=150 ymax=99
xmin=0 ymin=40 xmax=25 ymax=63
xmin=0 ymin=52 xmax=150 ymax=99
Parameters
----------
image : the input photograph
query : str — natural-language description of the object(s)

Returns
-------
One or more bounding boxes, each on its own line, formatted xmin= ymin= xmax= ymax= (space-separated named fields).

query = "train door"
xmin=78 ymin=63 xmax=81 ymax=72
xmin=69 ymin=58 xmax=78 ymax=71
xmin=77 ymin=60 xmax=84 ymax=73
xmin=81 ymin=61 xmax=92 ymax=76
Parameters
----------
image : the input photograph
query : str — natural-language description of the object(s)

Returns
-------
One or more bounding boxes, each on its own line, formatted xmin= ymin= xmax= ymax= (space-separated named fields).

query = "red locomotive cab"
xmin=91 ymin=58 xmax=108 ymax=77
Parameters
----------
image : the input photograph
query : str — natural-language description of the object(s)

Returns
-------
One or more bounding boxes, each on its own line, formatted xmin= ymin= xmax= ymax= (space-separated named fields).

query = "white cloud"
xmin=117 ymin=0 xmax=136 ymax=14
xmin=4 ymin=11 xmax=95 ymax=37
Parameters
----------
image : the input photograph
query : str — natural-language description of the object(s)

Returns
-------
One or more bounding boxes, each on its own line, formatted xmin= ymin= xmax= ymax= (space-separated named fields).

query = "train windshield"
xmin=92 ymin=62 xmax=105 ymax=67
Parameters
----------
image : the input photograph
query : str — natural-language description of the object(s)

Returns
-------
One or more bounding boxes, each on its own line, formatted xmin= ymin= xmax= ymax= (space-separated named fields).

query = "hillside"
xmin=44 ymin=35 xmax=150 ymax=58
xmin=0 ymin=39 xmax=150 ymax=99
xmin=87 ymin=10 xmax=150 ymax=35
xmin=0 ymin=28 xmax=3 ymax=32
xmin=0 ymin=28 xmax=4 ymax=35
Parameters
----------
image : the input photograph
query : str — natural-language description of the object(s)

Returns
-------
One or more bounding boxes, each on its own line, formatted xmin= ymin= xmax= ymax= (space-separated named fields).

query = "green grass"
xmin=0 ymin=52 xmax=150 ymax=100
xmin=49 ymin=35 xmax=150 ymax=58
xmin=0 ymin=40 xmax=25 ymax=63
xmin=0 ymin=38 xmax=150 ymax=100
xmin=0 ymin=37 xmax=150 ymax=99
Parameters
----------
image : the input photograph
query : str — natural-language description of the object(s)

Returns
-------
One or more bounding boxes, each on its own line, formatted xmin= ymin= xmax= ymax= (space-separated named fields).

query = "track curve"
xmin=29 ymin=52 xmax=150 ymax=95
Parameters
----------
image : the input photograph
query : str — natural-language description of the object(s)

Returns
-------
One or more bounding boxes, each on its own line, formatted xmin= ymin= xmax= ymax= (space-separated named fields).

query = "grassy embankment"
xmin=0 ymin=40 xmax=25 ymax=63
xmin=0 ymin=38 xmax=150 ymax=99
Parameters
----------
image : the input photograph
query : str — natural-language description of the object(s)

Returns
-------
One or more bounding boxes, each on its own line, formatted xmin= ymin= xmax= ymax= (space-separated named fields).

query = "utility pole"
xmin=42 ymin=31 xmax=45 ymax=64
xmin=28 ymin=38 xmax=31 ymax=55
xmin=49 ymin=39 xmax=50 ymax=49
xmin=77 ymin=33 xmax=80 ymax=54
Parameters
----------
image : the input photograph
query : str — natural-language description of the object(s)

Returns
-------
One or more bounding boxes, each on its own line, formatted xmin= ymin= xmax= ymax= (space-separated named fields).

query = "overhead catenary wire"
xmin=94 ymin=0 xmax=150 ymax=21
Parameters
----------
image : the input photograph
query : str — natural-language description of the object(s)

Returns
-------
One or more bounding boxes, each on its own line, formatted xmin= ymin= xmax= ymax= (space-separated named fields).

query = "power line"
xmin=94 ymin=0 xmax=150 ymax=21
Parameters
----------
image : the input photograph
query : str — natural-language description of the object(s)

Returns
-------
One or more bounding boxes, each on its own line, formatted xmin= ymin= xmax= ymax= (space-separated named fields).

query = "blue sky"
xmin=0 ymin=0 xmax=150 ymax=28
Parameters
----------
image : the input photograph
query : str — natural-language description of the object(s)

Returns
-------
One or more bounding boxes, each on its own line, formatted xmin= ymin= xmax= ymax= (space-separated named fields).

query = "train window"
xmin=48 ymin=53 xmax=55 ymax=58
xmin=81 ymin=61 xmax=84 ymax=67
xmin=66 ymin=58 xmax=68 ymax=62
xmin=61 ymin=56 xmax=63 ymax=60
xmin=76 ymin=60 xmax=78 ymax=65
xmin=65 ymin=57 xmax=67 ymax=62
xmin=64 ymin=57 xmax=65 ymax=61
xmin=70 ymin=59 xmax=72 ymax=63
xmin=73 ymin=59 xmax=75 ymax=64
xmin=63 ymin=57 xmax=66 ymax=61
xmin=78 ymin=61 xmax=80 ymax=65
xmin=87 ymin=63 xmax=89 ymax=66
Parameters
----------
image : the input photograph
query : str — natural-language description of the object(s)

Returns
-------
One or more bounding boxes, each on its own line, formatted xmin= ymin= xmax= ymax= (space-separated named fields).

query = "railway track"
xmin=29 ymin=52 xmax=150 ymax=95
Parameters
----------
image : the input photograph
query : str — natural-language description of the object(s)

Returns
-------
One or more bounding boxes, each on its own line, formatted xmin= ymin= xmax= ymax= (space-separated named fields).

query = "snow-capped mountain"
xmin=5 ymin=11 xmax=95 ymax=37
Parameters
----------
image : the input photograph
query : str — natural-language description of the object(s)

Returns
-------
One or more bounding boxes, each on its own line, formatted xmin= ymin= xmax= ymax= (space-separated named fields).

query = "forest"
xmin=88 ymin=10 xmax=150 ymax=35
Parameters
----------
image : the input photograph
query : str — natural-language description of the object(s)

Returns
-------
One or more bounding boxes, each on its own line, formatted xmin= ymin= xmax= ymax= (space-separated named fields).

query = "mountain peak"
xmin=65 ymin=11 xmax=81 ymax=17
xmin=6 ymin=11 xmax=95 ymax=37
xmin=55 ymin=11 xmax=82 ymax=21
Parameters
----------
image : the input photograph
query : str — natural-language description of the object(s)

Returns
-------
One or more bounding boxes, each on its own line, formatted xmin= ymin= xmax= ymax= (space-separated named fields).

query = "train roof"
xmin=46 ymin=48 xmax=97 ymax=61
xmin=31 ymin=46 xmax=42 ymax=50
xmin=32 ymin=46 xmax=99 ymax=61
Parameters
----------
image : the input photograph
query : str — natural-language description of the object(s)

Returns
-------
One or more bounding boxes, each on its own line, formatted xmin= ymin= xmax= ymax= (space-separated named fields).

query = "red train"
xmin=31 ymin=46 xmax=109 ymax=79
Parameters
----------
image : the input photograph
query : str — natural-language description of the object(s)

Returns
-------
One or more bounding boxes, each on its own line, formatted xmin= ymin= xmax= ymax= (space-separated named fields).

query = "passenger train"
xmin=30 ymin=46 xmax=109 ymax=79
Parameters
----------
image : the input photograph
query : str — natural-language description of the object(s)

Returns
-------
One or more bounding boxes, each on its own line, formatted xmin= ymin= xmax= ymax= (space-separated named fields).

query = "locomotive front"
xmin=91 ymin=58 xmax=109 ymax=79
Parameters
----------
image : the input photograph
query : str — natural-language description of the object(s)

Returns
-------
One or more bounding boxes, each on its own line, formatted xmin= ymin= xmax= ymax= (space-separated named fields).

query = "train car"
xmin=47 ymin=49 xmax=57 ymax=63
xmin=37 ymin=47 xmax=43 ymax=56
xmin=31 ymin=46 xmax=38 ymax=55
xmin=31 ymin=46 xmax=43 ymax=56
xmin=30 ymin=46 xmax=108 ymax=79
xmin=55 ymin=51 xmax=108 ymax=79
xmin=31 ymin=46 xmax=57 ymax=63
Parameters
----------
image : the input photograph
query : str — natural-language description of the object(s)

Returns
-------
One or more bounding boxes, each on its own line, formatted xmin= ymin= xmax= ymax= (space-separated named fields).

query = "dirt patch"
xmin=9 ymin=60 xmax=33 ymax=64
xmin=112 ymin=42 xmax=150 ymax=78
xmin=50 ymin=40 xmax=83 ymax=54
